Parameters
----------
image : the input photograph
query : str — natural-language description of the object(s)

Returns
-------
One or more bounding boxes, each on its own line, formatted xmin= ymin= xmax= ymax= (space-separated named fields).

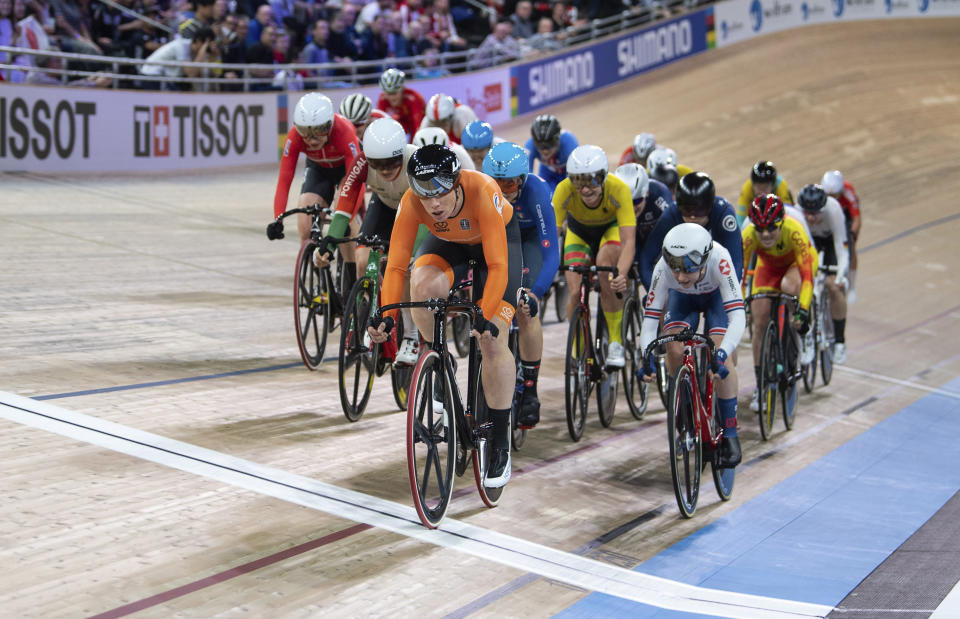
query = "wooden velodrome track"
xmin=3 ymin=17 xmax=960 ymax=618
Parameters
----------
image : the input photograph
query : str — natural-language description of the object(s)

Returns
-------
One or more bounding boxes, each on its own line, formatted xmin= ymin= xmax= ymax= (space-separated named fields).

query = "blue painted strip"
xmin=556 ymin=376 xmax=960 ymax=618
xmin=859 ymin=212 xmax=960 ymax=254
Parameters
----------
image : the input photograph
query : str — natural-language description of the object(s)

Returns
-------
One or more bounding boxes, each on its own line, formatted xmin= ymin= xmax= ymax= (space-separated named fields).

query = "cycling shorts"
xmin=301 ymin=159 xmax=345 ymax=206
xmin=812 ymin=235 xmax=837 ymax=269
xmin=359 ymin=193 xmax=396 ymax=249
xmin=563 ymin=218 xmax=620 ymax=266
xmin=413 ymin=216 xmax=522 ymax=325
xmin=663 ymin=290 xmax=728 ymax=337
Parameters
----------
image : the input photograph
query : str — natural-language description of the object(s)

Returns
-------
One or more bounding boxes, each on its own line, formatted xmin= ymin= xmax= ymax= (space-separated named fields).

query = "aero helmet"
xmin=426 ymin=94 xmax=456 ymax=122
xmin=751 ymin=160 xmax=778 ymax=186
xmin=650 ymin=163 xmax=679 ymax=192
xmin=676 ymin=172 xmax=716 ymax=216
xmin=530 ymin=114 xmax=562 ymax=149
xmin=412 ymin=127 xmax=449 ymax=147
xmin=407 ymin=144 xmax=462 ymax=197
xmin=294 ymin=93 xmax=334 ymax=139
xmin=461 ymin=120 xmax=494 ymax=150
xmin=379 ymin=68 xmax=405 ymax=93
xmin=821 ymin=170 xmax=844 ymax=195
xmin=750 ymin=194 xmax=786 ymax=228
xmin=632 ymin=133 xmax=656 ymax=162
xmin=662 ymin=222 xmax=713 ymax=273
xmin=798 ymin=183 xmax=828 ymax=212
xmin=646 ymin=147 xmax=677 ymax=176
xmin=338 ymin=93 xmax=372 ymax=126
xmin=363 ymin=118 xmax=406 ymax=170
xmin=567 ymin=145 xmax=608 ymax=187
xmin=612 ymin=163 xmax=650 ymax=202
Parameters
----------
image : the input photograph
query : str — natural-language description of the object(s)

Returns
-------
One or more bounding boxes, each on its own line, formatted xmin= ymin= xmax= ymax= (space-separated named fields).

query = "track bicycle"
xmin=620 ymin=265 xmax=650 ymax=421
xmin=379 ymin=291 xmax=505 ymax=528
xmin=337 ymin=234 xmax=414 ymax=422
xmin=644 ymin=330 xmax=735 ymax=518
xmin=746 ymin=292 xmax=802 ymax=440
xmin=801 ymin=264 xmax=837 ymax=392
xmin=563 ymin=264 xmax=621 ymax=442
xmin=269 ymin=204 xmax=347 ymax=370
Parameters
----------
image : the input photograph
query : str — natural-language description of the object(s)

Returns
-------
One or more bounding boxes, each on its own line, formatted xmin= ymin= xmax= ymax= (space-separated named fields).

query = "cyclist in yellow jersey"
xmin=554 ymin=145 xmax=636 ymax=368
xmin=736 ymin=160 xmax=794 ymax=225
xmin=742 ymin=194 xmax=818 ymax=411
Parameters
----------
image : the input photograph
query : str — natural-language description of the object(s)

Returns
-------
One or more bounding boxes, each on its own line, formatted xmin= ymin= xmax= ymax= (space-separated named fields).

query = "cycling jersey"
xmin=735 ymin=176 xmax=794 ymax=225
xmin=834 ymin=179 xmax=861 ymax=221
xmin=383 ymin=170 xmax=514 ymax=323
xmin=634 ymin=178 xmax=673 ymax=250
xmin=418 ymin=102 xmax=478 ymax=145
xmin=805 ymin=196 xmax=848 ymax=279
xmin=512 ymin=173 xmax=559 ymax=300
xmin=273 ymin=114 xmax=361 ymax=218
xmin=742 ymin=215 xmax=816 ymax=310
xmin=641 ymin=243 xmax=745 ymax=358
xmin=553 ymin=173 xmax=635 ymax=232
xmin=640 ymin=196 xmax=742 ymax=290
xmin=525 ymin=130 xmax=578 ymax=191
xmin=338 ymin=143 xmax=418 ymax=212
xmin=376 ymin=88 xmax=425 ymax=138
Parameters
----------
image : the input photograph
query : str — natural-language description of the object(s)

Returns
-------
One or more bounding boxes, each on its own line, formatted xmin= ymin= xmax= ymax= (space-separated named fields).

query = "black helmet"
xmin=530 ymin=114 xmax=561 ymax=149
xmin=751 ymin=160 xmax=778 ymax=186
xmin=650 ymin=163 xmax=679 ymax=192
xmin=407 ymin=143 xmax=462 ymax=197
xmin=676 ymin=171 xmax=716 ymax=216
xmin=798 ymin=183 xmax=828 ymax=212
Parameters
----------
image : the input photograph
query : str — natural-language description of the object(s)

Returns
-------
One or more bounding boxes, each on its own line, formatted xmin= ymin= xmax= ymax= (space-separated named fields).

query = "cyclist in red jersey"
xmin=618 ymin=132 xmax=656 ymax=167
xmin=822 ymin=170 xmax=860 ymax=303
xmin=376 ymin=68 xmax=426 ymax=139
xmin=338 ymin=93 xmax=390 ymax=141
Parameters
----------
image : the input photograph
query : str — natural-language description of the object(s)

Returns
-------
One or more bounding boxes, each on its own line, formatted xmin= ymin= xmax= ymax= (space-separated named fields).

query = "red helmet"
xmin=750 ymin=194 xmax=785 ymax=228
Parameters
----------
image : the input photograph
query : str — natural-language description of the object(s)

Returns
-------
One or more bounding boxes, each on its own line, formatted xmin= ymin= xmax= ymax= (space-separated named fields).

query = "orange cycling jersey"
xmin=382 ymin=170 xmax=514 ymax=323
xmin=742 ymin=216 xmax=817 ymax=310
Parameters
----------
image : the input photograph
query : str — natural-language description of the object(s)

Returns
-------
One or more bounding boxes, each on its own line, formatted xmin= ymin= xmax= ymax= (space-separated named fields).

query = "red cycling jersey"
xmin=377 ymin=88 xmax=426 ymax=138
xmin=835 ymin=180 xmax=861 ymax=220
xmin=618 ymin=146 xmax=639 ymax=167
xmin=273 ymin=114 xmax=361 ymax=218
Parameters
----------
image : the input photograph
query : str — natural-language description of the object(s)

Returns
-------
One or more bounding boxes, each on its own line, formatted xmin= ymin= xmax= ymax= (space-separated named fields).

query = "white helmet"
xmin=294 ymin=93 xmax=334 ymax=136
xmin=632 ymin=133 xmax=656 ymax=162
xmin=821 ymin=170 xmax=844 ymax=195
xmin=662 ymin=222 xmax=713 ymax=273
xmin=426 ymin=94 xmax=456 ymax=122
xmin=646 ymin=146 xmax=677 ymax=175
xmin=338 ymin=93 xmax=372 ymax=126
xmin=413 ymin=127 xmax=449 ymax=147
xmin=363 ymin=118 xmax=406 ymax=160
xmin=567 ymin=144 xmax=609 ymax=177
xmin=380 ymin=68 xmax=405 ymax=93
xmin=613 ymin=163 xmax=650 ymax=202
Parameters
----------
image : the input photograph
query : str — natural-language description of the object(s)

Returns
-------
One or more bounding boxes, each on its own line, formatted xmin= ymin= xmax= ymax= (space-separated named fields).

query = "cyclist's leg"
xmin=410 ymin=236 xmax=467 ymax=341
xmin=516 ymin=227 xmax=544 ymax=426
xmin=596 ymin=224 xmax=625 ymax=365
xmin=561 ymin=225 xmax=596 ymax=321
xmin=704 ymin=292 xmax=740 ymax=466
xmin=750 ymin=256 xmax=782 ymax=392
xmin=299 ymin=160 xmax=340 ymax=243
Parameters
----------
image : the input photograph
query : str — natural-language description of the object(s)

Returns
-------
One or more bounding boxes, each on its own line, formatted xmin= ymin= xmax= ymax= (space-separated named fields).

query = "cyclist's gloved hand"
xmin=637 ymin=351 xmax=657 ymax=381
xmin=266 ymin=220 xmax=284 ymax=240
xmin=520 ymin=290 xmax=538 ymax=318
xmin=835 ymin=274 xmax=848 ymax=290
xmin=473 ymin=315 xmax=499 ymax=338
xmin=316 ymin=235 xmax=336 ymax=261
xmin=713 ymin=348 xmax=730 ymax=380
xmin=369 ymin=314 xmax=395 ymax=342
xmin=795 ymin=308 xmax=810 ymax=335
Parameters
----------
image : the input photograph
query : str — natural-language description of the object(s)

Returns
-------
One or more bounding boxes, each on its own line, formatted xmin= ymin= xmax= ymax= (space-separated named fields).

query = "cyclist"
xmin=742 ymin=194 xmax=817 ymax=411
xmin=376 ymin=68 xmax=425 ymax=139
xmin=338 ymin=93 xmax=389 ymax=141
xmin=640 ymin=172 xmax=742 ymax=292
xmin=618 ymin=132 xmax=656 ymax=168
xmin=797 ymin=183 xmax=849 ymax=364
xmin=736 ymin=160 xmax=794 ymax=226
xmin=821 ymin=170 xmax=861 ymax=304
xmin=483 ymin=141 xmax=559 ymax=429
xmin=419 ymin=93 xmax=478 ymax=145
xmin=266 ymin=93 xmax=363 ymax=293
xmin=638 ymin=223 xmax=745 ymax=467
xmin=649 ymin=162 xmax=680 ymax=201
xmin=461 ymin=120 xmax=502 ymax=171
xmin=553 ymin=144 xmax=636 ymax=368
xmin=525 ymin=114 xmax=578 ymax=194
xmin=413 ymin=127 xmax=475 ymax=171
xmin=646 ymin=146 xmax=694 ymax=178
xmin=612 ymin=163 xmax=673 ymax=259
xmin=368 ymin=144 xmax=522 ymax=487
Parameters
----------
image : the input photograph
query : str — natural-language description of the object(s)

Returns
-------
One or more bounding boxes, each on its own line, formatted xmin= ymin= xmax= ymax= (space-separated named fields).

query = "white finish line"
xmin=0 ymin=391 xmax=831 ymax=618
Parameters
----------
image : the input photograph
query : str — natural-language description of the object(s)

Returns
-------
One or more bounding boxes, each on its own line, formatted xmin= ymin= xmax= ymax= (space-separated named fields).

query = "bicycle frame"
xmin=747 ymin=292 xmax=801 ymax=380
xmin=564 ymin=264 xmax=620 ymax=375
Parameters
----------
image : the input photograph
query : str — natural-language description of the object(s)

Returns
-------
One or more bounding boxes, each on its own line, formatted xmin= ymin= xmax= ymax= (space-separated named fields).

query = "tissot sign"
xmin=0 ymin=86 xmax=276 ymax=172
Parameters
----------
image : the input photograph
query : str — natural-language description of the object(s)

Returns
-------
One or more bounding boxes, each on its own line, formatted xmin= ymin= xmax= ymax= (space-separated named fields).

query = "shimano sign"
xmin=512 ymin=10 xmax=709 ymax=114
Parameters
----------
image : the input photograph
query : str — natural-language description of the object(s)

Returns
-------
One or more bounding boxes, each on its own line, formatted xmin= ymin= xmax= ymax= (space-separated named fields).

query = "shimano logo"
xmin=528 ymin=52 xmax=595 ymax=107
xmin=616 ymin=19 xmax=693 ymax=76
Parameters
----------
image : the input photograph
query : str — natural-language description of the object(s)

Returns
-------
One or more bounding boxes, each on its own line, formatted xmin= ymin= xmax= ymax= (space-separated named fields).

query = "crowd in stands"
xmin=0 ymin=0 xmax=665 ymax=88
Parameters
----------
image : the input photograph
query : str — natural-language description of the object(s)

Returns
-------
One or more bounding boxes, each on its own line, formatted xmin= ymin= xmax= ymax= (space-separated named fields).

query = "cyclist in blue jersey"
xmin=524 ymin=114 xmax=578 ymax=193
xmin=612 ymin=163 xmax=674 ymax=264
xmin=640 ymin=172 xmax=742 ymax=291
xmin=461 ymin=120 xmax=502 ymax=171
xmin=483 ymin=141 xmax=560 ymax=428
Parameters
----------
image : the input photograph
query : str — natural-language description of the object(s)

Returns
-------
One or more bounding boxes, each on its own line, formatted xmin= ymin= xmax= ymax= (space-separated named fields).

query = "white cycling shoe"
xmin=606 ymin=342 xmax=626 ymax=368
xmin=485 ymin=448 xmax=511 ymax=488
xmin=396 ymin=337 xmax=420 ymax=365
xmin=750 ymin=389 xmax=760 ymax=412
xmin=800 ymin=331 xmax=815 ymax=366
xmin=833 ymin=343 xmax=847 ymax=364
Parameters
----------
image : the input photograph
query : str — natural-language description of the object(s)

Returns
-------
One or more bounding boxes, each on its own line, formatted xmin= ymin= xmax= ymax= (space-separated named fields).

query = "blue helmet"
xmin=482 ymin=142 xmax=528 ymax=179
xmin=461 ymin=120 xmax=494 ymax=150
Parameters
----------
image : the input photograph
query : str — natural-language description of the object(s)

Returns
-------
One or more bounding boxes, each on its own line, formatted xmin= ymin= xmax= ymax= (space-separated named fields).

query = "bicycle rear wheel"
xmin=801 ymin=296 xmax=818 ymax=393
xmin=338 ymin=278 xmax=378 ymax=422
xmin=596 ymin=313 xmax=618 ymax=428
xmin=565 ymin=306 xmax=590 ymax=442
xmin=708 ymin=394 xmax=735 ymax=501
xmin=782 ymin=325 xmax=799 ymax=431
xmin=293 ymin=241 xmax=329 ymax=370
xmin=406 ymin=349 xmax=456 ymax=528
xmin=668 ymin=365 xmax=701 ymax=518
xmin=622 ymin=296 xmax=649 ymax=421
xmin=507 ymin=329 xmax=526 ymax=450
xmin=820 ymin=292 xmax=835 ymax=385
xmin=471 ymin=362 xmax=504 ymax=507
xmin=758 ymin=320 xmax=779 ymax=441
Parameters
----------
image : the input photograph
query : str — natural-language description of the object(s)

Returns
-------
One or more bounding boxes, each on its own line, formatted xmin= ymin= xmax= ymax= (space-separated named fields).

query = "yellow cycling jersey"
xmin=742 ymin=215 xmax=817 ymax=310
xmin=736 ymin=178 xmax=794 ymax=221
xmin=677 ymin=163 xmax=694 ymax=178
xmin=553 ymin=174 xmax=636 ymax=230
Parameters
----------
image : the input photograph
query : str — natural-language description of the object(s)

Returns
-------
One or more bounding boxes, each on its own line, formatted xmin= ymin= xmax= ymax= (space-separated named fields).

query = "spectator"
xmin=300 ymin=17 xmax=333 ymax=85
xmin=394 ymin=0 xmax=422 ymax=32
xmin=509 ymin=0 xmax=534 ymax=38
xmin=357 ymin=0 xmax=393 ymax=32
xmin=245 ymin=3 xmax=273 ymax=45
xmin=26 ymin=52 xmax=113 ymax=85
xmin=1 ymin=0 xmax=20 ymax=82
xmin=245 ymin=22 xmax=278 ymax=88
xmin=139 ymin=25 xmax=215 ymax=89
xmin=526 ymin=15 xmax=560 ymax=51
xmin=384 ymin=10 xmax=409 ymax=58
xmin=327 ymin=8 xmax=358 ymax=64
xmin=27 ymin=0 xmax=57 ymax=37
xmin=472 ymin=18 xmax=520 ymax=68
xmin=178 ymin=0 xmax=214 ymax=39
xmin=403 ymin=16 xmax=432 ymax=56
xmin=425 ymin=0 xmax=465 ymax=53
xmin=222 ymin=13 xmax=247 ymax=63
xmin=549 ymin=0 xmax=571 ymax=31
xmin=51 ymin=0 xmax=102 ymax=55
xmin=579 ymin=0 xmax=624 ymax=21
xmin=413 ymin=45 xmax=448 ymax=78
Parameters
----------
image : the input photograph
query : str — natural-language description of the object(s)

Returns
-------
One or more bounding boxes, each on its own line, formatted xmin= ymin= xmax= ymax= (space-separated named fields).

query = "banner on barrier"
xmin=510 ymin=9 xmax=712 ymax=115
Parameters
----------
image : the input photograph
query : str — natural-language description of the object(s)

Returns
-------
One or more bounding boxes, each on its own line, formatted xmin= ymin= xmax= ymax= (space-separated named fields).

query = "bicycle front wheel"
xmin=293 ymin=241 xmax=329 ymax=370
xmin=555 ymin=279 xmax=569 ymax=323
xmin=820 ymin=292 xmax=835 ymax=385
xmin=471 ymin=367 xmax=504 ymax=507
xmin=507 ymin=329 xmax=527 ymax=450
xmin=708 ymin=393 xmax=735 ymax=501
xmin=758 ymin=320 xmax=779 ymax=441
xmin=668 ymin=365 xmax=701 ymax=518
xmin=596 ymin=312 xmax=618 ymax=428
xmin=802 ymin=296 xmax=818 ymax=393
xmin=406 ymin=350 xmax=456 ymax=528
xmin=565 ymin=306 xmax=589 ymax=442
xmin=338 ymin=278 xmax=378 ymax=422
xmin=782 ymin=324 xmax=800 ymax=431
xmin=622 ymin=296 xmax=649 ymax=421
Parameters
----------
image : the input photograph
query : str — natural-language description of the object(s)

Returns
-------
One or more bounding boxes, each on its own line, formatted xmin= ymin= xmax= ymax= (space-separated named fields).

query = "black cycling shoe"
xmin=517 ymin=393 xmax=540 ymax=428
xmin=719 ymin=435 xmax=742 ymax=468
xmin=486 ymin=448 xmax=511 ymax=488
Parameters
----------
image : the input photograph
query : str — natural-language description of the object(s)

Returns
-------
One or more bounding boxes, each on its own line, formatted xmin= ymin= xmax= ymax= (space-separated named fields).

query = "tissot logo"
xmin=0 ymin=96 xmax=95 ymax=160
xmin=133 ymin=104 xmax=264 ymax=158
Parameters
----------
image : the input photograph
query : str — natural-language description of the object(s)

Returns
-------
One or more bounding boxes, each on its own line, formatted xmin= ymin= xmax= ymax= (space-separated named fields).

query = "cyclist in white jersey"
xmin=638 ymin=223 xmax=746 ymax=467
